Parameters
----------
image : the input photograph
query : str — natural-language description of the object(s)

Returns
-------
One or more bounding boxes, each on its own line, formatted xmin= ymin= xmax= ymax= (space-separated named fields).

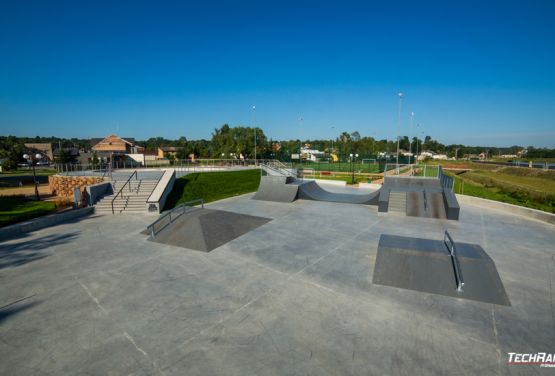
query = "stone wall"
xmin=49 ymin=175 xmax=104 ymax=198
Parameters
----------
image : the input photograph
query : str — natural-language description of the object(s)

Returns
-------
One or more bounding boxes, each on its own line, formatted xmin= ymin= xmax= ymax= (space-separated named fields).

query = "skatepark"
xmin=1 ymin=165 xmax=554 ymax=375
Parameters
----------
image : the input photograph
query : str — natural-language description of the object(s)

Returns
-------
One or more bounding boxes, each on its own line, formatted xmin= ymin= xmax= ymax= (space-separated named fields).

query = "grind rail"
xmin=444 ymin=230 xmax=465 ymax=292
xmin=147 ymin=198 xmax=205 ymax=238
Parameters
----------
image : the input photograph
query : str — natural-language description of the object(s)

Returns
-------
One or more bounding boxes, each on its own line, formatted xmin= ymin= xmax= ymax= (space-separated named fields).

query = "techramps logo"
xmin=508 ymin=352 xmax=555 ymax=367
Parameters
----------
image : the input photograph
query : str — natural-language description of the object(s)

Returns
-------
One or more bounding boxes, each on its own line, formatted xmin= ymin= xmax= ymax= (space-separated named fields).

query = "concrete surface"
xmin=0 ymin=192 xmax=554 ymax=375
xmin=0 ymin=207 xmax=94 ymax=240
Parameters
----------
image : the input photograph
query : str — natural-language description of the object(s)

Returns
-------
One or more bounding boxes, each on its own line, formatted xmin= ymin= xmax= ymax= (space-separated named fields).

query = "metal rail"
xmin=147 ymin=198 xmax=205 ymax=238
xmin=444 ymin=230 xmax=464 ymax=292
xmin=111 ymin=170 xmax=138 ymax=214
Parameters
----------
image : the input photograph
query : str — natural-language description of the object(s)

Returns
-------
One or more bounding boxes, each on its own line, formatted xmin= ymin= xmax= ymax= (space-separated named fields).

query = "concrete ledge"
xmin=304 ymin=178 xmax=346 ymax=187
xmin=358 ymin=183 xmax=382 ymax=190
xmin=146 ymin=169 xmax=176 ymax=214
xmin=456 ymin=194 xmax=555 ymax=225
xmin=0 ymin=206 xmax=95 ymax=241
xmin=86 ymin=181 xmax=113 ymax=205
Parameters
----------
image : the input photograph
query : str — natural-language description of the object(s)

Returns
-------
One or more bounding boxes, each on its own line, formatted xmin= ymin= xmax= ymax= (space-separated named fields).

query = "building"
xmin=300 ymin=147 xmax=326 ymax=162
xmin=90 ymin=135 xmax=144 ymax=165
xmin=157 ymin=146 xmax=181 ymax=159
xmin=91 ymin=135 xmax=142 ymax=154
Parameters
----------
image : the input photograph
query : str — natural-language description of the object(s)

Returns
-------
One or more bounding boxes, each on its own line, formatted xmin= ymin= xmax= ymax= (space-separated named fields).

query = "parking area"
xmin=0 ymin=193 xmax=554 ymax=375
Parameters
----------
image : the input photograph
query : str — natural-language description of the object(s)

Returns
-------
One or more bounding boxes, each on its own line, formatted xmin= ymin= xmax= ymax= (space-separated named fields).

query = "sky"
xmin=0 ymin=0 xmax=554 ymax=147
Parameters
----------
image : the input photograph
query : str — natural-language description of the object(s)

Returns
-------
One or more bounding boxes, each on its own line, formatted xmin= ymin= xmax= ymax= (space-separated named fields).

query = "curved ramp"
xmin=298 ymin=181 xmax=380 ymax=205
xmin=252 ymin=176 xmax=300 ymax=202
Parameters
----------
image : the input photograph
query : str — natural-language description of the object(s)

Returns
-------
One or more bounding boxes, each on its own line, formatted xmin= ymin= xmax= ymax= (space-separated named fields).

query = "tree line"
xmin=1 ymin=126 xmax=554 ymax=170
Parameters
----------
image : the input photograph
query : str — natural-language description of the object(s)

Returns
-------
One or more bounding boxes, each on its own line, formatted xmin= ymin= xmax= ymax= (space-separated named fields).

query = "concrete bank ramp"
xmin=146 ymin=208 xmax=271 ymax=252
xmin=252 ymin=175 xmax=300 ymax=202
xmin=373 ymin=234 xmax=510 ymax=306
xmin=298 ymin=180 xmax=380 ymax=205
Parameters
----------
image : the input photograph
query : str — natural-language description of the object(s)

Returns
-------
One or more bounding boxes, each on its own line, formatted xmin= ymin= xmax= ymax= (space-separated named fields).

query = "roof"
xmin=159 ymin=146 xmax=181 ymax=152
xmin=91 ymin=136 xmax=135 ymax=148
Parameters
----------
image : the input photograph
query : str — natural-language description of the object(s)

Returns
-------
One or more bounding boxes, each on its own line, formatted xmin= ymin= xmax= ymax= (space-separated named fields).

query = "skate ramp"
xmin=298 ymin=181 xmax=380 ymax=205
xmin=252 ymin=175 xmax=299 ymax=203
xmin=372 ymin=234 xmax=510 ymax=306
xmin=146 ymin=209 xmax=271 ymax=252
xmin=406 ymin=191 xmax=447 ymax=219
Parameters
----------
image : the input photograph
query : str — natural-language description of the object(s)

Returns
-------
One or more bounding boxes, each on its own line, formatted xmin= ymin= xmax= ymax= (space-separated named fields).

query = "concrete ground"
xmin=0 ymin=193 xmax=554 ymax=375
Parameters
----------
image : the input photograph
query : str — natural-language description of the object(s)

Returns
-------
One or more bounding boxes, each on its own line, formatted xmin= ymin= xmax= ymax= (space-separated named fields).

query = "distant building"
xmin=300 ymin=147 xmax=325 ymax=162
xmin=157 ymin=146 xmax=181 ymax=159
xmin=91 ymin=135 xmax=142 ymax=154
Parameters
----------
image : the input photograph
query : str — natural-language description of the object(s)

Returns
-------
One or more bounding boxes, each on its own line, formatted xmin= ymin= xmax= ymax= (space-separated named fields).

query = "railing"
xmin=438 ymin=166 xmax=454 ymax=191
xmin=147 ymin=198 xmax=204 ymax=238
xmin=444 ymin=230 xmax=464 ymax=292
xmin=111 ymin=170 xmax=138 ymax=214
xmin=260 ymin=161 xmax=297 ymax=178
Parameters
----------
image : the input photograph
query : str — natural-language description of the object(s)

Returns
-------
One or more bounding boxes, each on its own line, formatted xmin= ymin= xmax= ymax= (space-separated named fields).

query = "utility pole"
xmin=252 ymin=105 xmax=256 ymax=165
xmin=410 ymin=111 xmax=414 ymax=164
xmin=396 ymin=92 xmax=404 ymax=172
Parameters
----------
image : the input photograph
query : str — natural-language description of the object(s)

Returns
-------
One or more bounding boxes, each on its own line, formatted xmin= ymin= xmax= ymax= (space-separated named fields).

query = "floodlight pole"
xmin=410 ymin=111 xmax=414 ymax=165
xmin=252 ymin=105 xmax=256 ymax=166
xmin=23 ymin=153 xmax=42 ymax=200
xmin=396 ymin=92 xmax=404 ymax=173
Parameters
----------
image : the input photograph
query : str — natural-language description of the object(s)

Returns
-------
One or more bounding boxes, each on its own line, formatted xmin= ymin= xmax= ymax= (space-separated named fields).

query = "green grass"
xmin=446 ymin=170 xmax=554 ymax=213
xmin=308 ymin=174 xmax=378 ymax=184
xmin=163 ymin=169 xmax=261 ymax=210
xmin=0 ymin=169 xmax=57 ymax=176
xmin=293 ymin=161 xmax=381 ymax=173
xmin=0 ymin=195 xmax=57 ymax=227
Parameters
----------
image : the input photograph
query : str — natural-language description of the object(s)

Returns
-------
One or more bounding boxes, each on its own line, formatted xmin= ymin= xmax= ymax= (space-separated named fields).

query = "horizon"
xmin=1 ymin=1 xmax=555 ymax=147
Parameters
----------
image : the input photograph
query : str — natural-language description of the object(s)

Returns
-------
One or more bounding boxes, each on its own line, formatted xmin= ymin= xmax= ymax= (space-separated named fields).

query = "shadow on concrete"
xmin=0 ymin=232 xmax=79 ymax=270
xmin=0 ymin=300 xmax=40 ymax=325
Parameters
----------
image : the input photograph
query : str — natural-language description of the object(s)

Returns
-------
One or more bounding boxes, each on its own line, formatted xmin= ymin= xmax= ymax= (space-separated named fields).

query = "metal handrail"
xmin=444 ymin=230 xmax=464 ymax=292
xmin=147 ymin=198 xmax=205 ymax=238
xmin=111 ymin=170 xmax=138 ymax=214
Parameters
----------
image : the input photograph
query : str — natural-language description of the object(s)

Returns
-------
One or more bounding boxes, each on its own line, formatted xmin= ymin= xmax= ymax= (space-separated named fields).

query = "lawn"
xmin=293 ymin=161 xmax=382 ymax=173
xmin=163 ymin=169 xmax=261 ymax=210
xmin=446 ymin=168 xmax=554 ymax=213
xmin=0 ymin=195 xmax=58 ymax=227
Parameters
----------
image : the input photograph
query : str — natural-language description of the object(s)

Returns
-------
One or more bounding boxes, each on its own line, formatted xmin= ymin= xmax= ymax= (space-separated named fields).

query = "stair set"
xmin=94 ymin=179 xmax=159 ymax=214
xmin=388 ymin=191 xmax=407 ymax=214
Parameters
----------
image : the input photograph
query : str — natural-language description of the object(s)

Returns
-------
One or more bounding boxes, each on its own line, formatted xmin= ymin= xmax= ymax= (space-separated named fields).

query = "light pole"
xmin=252 ymin=105 xmax=256 ymax=165
xmin=331 ymin=126 xmax=335 ymax=154
xmin=396 ymin=92 xmax=404 ymax=172
xmin=415 ymin=125 xmax=422 ymax=162
xmin=410 ymin=111 xmax=414 ymax=165
xmin=349 ymin=153 xmax=359 ymax=185
xmin=23 ymin=153 xmax=42 ymax=200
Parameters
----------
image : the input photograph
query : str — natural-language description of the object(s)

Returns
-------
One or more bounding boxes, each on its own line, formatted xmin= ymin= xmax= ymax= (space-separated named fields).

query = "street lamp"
xmin=330 ymin=125 xmax=335 ymax=156
xmin=252 ymin=105 xmax=256 ymax=165
xmin=396 ymin=92 xmax=404 ymax=173
xmin=410 ymin=111 xmax=414 ymax=165
xmin=349 ymin=153 xmax=359 ymax=185
xmin=23 ymin=153 xmax=42 ymax=200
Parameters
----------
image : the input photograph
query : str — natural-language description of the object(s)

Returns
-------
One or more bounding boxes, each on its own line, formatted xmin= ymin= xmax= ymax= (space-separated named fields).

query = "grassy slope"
xmin=293 ymin=162 xmax=381 ymax=173
xmin=0 ymin=195 xmax=57 ymax=227
xmin=446 ymin=168 xmax=554 ymax=213
xmin=163 ymin=169 xmax=261 ymax=210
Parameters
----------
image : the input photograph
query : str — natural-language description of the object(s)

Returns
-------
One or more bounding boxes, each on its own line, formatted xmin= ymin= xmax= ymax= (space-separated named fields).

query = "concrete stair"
xmin=94 ymin=179 xmax=159 ymax=214
xmin=388 ymin=191 xmax=407 ymax=214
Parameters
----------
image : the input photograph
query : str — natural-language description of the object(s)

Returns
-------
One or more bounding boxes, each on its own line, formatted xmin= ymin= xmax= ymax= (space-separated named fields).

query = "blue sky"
xmin=1 ymin=0 xmax=554 ymax=147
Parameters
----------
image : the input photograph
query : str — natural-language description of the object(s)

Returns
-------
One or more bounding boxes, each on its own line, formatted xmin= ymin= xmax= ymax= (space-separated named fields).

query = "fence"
xmin=383 ymin=164 xmax=440 ymax=178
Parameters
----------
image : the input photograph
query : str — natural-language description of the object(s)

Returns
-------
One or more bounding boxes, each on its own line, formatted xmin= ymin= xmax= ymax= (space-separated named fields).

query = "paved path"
xmin=0 ymin=193 xmax=554 ymax=375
